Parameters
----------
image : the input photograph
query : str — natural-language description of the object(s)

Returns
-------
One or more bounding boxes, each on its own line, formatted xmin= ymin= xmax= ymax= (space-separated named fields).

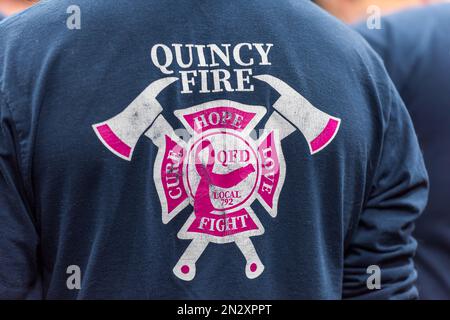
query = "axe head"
xmin=92 ymin=77 xmax=178 ymax=161
xmin=254 ymin=75 xmax=341 ymax=154
xmin=308 ymin=117 xmax=340 ymax=154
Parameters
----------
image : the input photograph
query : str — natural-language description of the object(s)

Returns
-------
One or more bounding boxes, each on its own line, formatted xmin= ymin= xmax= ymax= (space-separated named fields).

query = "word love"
xmin=150 ymin=43 xmax=273 ymax=94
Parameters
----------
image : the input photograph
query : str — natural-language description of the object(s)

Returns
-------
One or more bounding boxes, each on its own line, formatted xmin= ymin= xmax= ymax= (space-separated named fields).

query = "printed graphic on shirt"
xmin=92 ymin=43 xmax=341 ymax=281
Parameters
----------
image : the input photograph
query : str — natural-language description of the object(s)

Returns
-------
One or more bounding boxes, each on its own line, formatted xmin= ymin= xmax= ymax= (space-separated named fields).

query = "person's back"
xmin=0 ymin=0 xmax=428 ymax=299
xmin=355 ymin=4 xmax=450 ymax=299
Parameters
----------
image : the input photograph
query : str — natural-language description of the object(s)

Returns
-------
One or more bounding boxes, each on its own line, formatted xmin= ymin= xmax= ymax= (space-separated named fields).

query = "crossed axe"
xmin=93 ymin=74 xmax=341 ymax=280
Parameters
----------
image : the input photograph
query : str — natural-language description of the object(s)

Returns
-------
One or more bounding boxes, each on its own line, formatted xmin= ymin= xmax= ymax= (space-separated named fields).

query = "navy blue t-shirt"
xmin=0 ymin=0 xmax=428 ymax=299
xmin=355 ymin=4 xmax=450 ymax=299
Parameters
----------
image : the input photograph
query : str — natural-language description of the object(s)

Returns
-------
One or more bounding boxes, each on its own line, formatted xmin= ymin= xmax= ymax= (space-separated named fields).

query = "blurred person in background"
xmin=315 ymin=0 xmax=450 ymax=300
xmin=314 ymin=0 xmax=442 ymax=23
xmin=0 ymin=0 xmax=34 ymax=21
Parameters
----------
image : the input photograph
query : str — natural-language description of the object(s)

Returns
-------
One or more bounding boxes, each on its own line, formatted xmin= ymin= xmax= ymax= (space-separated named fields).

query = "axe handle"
xmin=173 ymin=238 xmax=209 ymax=281
xmin=235 ymin=237 xmax=265 ymax=279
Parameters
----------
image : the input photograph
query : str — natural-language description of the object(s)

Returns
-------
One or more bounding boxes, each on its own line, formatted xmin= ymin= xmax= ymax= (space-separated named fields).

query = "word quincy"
xmin=150 ymin=43 xmax=274 ymax=94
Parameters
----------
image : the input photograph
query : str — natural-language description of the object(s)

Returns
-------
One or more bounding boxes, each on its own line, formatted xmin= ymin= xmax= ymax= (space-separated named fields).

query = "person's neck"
xmin=0 ymin=1 xmax=32 ymax=17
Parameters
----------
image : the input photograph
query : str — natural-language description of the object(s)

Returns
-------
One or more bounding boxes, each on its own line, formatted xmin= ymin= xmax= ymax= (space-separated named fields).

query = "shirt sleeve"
xmin=0 ymin=91 xmax=42 ymax=299
xmin=342 ymin=86 xmax=429 ymax=299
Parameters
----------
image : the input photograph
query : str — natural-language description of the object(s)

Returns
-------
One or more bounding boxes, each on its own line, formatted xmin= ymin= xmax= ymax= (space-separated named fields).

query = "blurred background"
xmin=0 ymin=0 xmax=36 ymax=20
xmin=0 ymin=0 xmax=449 ymax=300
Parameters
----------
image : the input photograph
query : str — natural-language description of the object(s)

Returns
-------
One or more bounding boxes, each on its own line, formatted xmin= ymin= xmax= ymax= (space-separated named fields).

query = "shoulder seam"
xmin=0 ymin=86 xmax=30 ymax=201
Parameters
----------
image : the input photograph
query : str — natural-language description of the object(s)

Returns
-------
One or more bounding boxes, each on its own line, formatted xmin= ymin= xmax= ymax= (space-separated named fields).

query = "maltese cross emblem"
xmin=93 ymin=75 xmax=341 ymax=281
